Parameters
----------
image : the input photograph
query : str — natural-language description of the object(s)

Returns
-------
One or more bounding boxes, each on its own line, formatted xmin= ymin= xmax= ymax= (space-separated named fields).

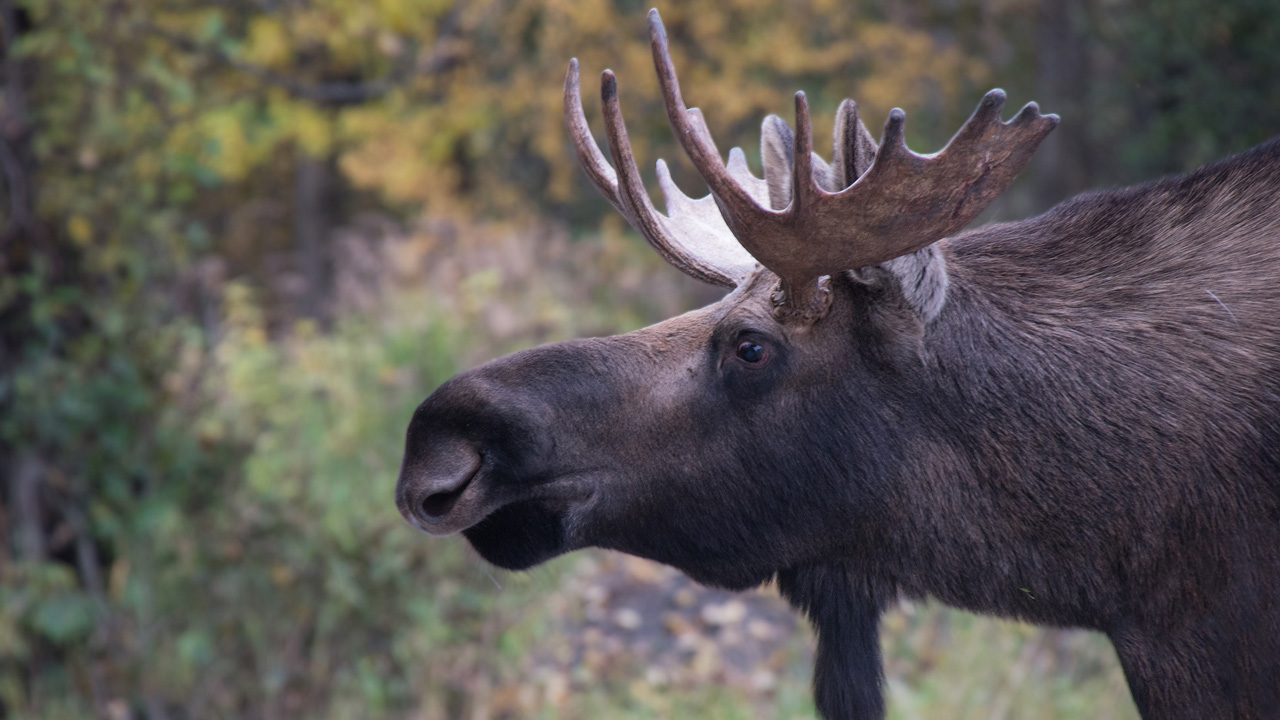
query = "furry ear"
xmin=761 ymin=114 xmax=794 ymax=211
xmin=832 ymin=99 xmax=878 ymax=189
xmin=761 ymin=115 xmax=836 ymax=208
xmin=847 ymin=247 xmax=948 ymax=370
xmin=852 ymin=244 xmax=950 ymax=324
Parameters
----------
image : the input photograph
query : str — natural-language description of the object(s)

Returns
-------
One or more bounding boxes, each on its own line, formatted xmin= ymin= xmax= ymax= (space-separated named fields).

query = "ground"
xmin=460 ymin=550 xmax=1139 ymax=719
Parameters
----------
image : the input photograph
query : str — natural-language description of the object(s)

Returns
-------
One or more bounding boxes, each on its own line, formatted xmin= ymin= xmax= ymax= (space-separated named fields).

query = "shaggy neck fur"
xmin=793 ymin=138 xmax=1280 ymax=720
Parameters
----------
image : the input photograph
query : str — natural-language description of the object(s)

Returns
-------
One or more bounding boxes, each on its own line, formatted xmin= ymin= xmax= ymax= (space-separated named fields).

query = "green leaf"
xmin=29 ymin=593 xmax=95 ymax=645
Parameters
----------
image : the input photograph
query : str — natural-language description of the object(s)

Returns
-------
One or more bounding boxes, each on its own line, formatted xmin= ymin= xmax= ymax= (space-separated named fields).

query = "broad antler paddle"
xmin=566 ymin=8 xmax=1059 ymax=316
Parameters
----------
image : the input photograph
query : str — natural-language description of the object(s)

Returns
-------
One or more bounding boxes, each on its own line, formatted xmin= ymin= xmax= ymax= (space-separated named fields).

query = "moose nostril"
xmin=402 ymin=440 xmax=483 ymax=527
xmin=422 ymin=488 xmax=464 ymax=519
xmin=394 ymin=430 xmax=483 ymax=527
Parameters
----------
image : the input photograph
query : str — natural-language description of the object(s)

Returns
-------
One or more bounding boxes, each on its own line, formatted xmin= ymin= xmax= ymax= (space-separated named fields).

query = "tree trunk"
xmin=1033 ymin=0 xmax=1093 ymax=209
xmin=10 ymin=453 xmax=46 ymax=562
xmin=0 ymin=0 xmax=38 ymax=256
xmin=294 ymin=153 xmax=333 ymax=322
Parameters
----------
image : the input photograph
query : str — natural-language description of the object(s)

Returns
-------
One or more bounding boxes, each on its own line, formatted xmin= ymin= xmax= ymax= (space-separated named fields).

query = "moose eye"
xmin=735 ymin=340 xmax=767 ymax=364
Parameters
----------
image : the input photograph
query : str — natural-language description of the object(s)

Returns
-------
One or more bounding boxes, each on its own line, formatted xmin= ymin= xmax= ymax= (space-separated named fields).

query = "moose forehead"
xmin=636 ymin=269 xmax=843 ymax=357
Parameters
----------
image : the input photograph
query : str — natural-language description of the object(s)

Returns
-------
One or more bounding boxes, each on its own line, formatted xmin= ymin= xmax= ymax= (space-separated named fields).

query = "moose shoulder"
xmin=396 ymin=9 xmax=1280 ymax=719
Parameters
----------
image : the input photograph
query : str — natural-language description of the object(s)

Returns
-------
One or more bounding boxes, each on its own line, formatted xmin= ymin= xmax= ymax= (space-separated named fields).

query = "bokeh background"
xmin=2 ymin=0 xmax=1278 ymax=718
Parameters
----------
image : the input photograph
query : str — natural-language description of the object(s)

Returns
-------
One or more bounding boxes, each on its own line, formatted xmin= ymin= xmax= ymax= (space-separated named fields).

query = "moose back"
xmin=396 ymin=10 xmax=1280 ymax=719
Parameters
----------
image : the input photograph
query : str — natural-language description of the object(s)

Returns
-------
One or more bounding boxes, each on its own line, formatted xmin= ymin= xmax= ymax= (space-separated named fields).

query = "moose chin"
xmin=396 ymin=9 xmax=1280 ymax=719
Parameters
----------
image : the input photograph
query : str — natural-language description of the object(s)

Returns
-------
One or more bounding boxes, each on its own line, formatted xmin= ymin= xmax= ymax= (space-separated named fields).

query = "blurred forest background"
xmin=1 ymin=0 xmax=1278 ymax=718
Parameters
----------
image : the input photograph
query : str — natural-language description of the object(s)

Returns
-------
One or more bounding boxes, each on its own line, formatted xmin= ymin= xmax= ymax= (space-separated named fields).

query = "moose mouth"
xmin=462 ymin=497 xmax=575 ymax=570
xmin=399 ymin=454 xmax=597 ymax=569
xmin=454 ymin=474 xmax=600 ymax=570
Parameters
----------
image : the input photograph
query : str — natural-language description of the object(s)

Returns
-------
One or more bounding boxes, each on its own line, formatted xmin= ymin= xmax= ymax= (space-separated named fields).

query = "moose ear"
xmin=831 ymin=99 xmax=878 ymax=189
xmin=762 ymin=114 xmax=840 ymax=207
xmin=883 ymin=244 xmax=949 ymax=322
xmin=761 ymin=115 xmax=794 ymax=211
xmin=852 ymin=244 xmax=950 ymax=324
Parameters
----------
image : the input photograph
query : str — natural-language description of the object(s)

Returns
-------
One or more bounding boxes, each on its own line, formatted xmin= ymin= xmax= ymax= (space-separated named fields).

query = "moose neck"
xmin=776 ymin=165 xmax=1280 ymax=716
xmin=853 ymin=154 xmax=1280 ymax=627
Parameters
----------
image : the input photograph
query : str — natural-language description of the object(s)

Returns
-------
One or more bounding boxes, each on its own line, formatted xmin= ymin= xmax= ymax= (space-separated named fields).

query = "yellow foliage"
xmin=192 ymin=106 xmax=257 ymax=181
xmin=338 ymin=106 xmax=461 ymax=207
xmin=45 ymin=0 xmax=1000 ymax=242
xmin=67 ymin=215 xmax=93 ymax=246
xmin=374 ymin=0 xmax=451 ymax=34
xmin=269 ymin=95 xmax=334 ymax=157
xmin=853 ymin=23 xmax=990 ymax=124
xmin=141 ymin=0 xmax=986 ymax=215
xmin=243 ymin=16 xmax=290 ymax=69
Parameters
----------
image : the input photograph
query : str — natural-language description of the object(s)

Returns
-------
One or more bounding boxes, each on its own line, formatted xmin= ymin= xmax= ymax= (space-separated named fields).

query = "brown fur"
xmin=397 ymin=139 xmax=1280 ymax=718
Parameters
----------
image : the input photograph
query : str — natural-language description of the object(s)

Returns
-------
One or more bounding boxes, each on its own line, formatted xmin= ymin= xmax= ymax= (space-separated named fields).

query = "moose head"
xmin=397 ymin=7 xmax=1055 ymax=580
xmin=397 ymin=9 xmax=1280 ymax=720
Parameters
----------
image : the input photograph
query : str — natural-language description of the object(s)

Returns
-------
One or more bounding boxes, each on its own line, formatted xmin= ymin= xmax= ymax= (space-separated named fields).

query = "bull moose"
xmin=396 ymin=9 xmax=1280 ymax=719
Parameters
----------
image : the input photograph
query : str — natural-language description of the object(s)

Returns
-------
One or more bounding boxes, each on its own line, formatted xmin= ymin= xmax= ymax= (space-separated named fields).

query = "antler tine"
xmin=648 ymin=10 xmax=767 ymax=229
xmin=878 ymin=108 xmax=909 ymax=161
xmin=832 ymin=99 xmax=878 ymax=188
xmin=765 ymin=95 xmax=1059 ymax=288
xmin=599 ymin=70 xmax=721 ymax=285
xmin=791 ymin=91 xmax=816 ymax=214
xmin=563 ymin=58 xmax=756 ymax=288
xmin=564 ymin=59 xmax=621 ymax=210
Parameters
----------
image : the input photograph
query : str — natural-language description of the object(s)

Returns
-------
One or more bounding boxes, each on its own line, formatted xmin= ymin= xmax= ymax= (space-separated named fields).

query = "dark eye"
xmin=736 ymin=339 xmax=767 ymax=364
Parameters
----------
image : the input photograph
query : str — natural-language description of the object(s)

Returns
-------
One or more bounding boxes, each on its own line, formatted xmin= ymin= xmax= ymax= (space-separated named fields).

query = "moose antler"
xmin=564 ymin=59 xmax=760 ymax=287
xmin=566 ymin=8 xmax=1058 ymax=313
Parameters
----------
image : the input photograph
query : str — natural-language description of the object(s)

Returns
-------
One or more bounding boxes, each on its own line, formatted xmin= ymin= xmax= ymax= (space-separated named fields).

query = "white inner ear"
xmin=883 ymin=244 xmax=948 ymax=322
xmin=761 ymin=115 xmax=794 ymax=211
xmin=853 ymin=245 xmax=949 ymax=323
